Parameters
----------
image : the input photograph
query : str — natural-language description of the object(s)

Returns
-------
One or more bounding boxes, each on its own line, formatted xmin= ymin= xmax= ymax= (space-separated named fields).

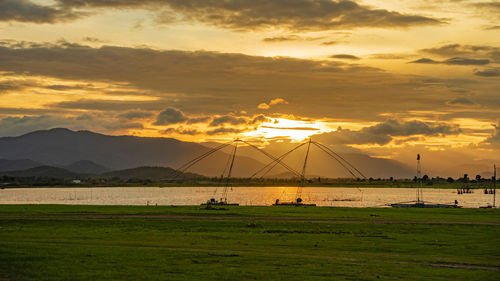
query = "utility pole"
xmin=417 ymin=154 xmax=422 ymax=204
xmin=494 ymin=164 xmax=496 ymax=208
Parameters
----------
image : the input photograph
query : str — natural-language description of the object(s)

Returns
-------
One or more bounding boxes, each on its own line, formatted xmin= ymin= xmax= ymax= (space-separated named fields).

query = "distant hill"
xmin=0 ymin=128 xmax=264 ymax=177
xmin=440 ymin=164 xmax=494 ymax=179
xmin=102 ymin=166 xmax=205 ymax=180
xmin=1 ymin=166 xmax=79 ymax=178
xmin=0 ymin=159 xmax=43 ymax=172
xmin=0 ymin=128 xmax=417 ymax=179
xmin=233 ymin=144 xmax=415 ymax=179
xmin=63 ymin=160 xmax=110 ymax=174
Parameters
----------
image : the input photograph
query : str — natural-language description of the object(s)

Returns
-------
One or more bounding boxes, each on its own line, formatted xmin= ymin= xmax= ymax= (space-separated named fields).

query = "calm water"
xmin=0 ymin=186 xmax=495 ymax=208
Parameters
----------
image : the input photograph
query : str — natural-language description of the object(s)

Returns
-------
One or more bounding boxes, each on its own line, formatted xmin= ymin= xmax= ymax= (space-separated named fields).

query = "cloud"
xmin=474 ymin=68 xmax=500 ymax=77
xmin=164 ymin=127 xmax=201 ymax=135
xmin=82 ymin=37 xmax=107 ymax=43
xmin=321 ymin=41 xmax=338 ymax=46
xmin=118 ymin=111 xmax=153 ymax=120
xmin=419 ymin=44 xmax=500 ymax=63
xmin=363 ymin=119 xmax=461 ymax=136
xmin=262 ymin=35 xmax=325 ymax=43
xmin=257 ymin=103 xmax=270 ymax=110
xmin=0 ymin=114 xmax=142 ymax=136
xmin=0 ymin=115 xmax=63 ymax=137
xmin=53 ymin=99 xmax=163 ymax=111
xmin=315 ymin=119 xmax=461 ymax=145
xmin=154 ymin=108 xmax=188 ymax=125
xmin=186 ymin=116 xmax=211 ymax=124
xmin=261 ymin=126 xmax=320 ymax=131
xmin=481 ymin=123 xmax=500 ymax=147
xmin=2 ymin=0 xmax=443 ymax=30
xmin=315 ymin=127 xmax=392 ymax=145
xmin=209 ymin=115 xmax=247 ymax=127
xmin=1 ymin=40 xmax=499 ymax=123
xmin=446 ymin=97 xmax=475 ymax=106
xmin=410 ymin=58 xmax=439 ymax=64
xmin=330 ymin=54 xmax=360 ymax=60
xmin=0 ymin=0 xmax=78 ymax=23
xmin=206 ymin=127 xmax=243 ymax=135
xmin=258 ymin=98 xmax=288 ymax=109
xmin=484 ymin=25 xmax=500 ymax=30
xmin=411 ymin=57 xmax=489 ymax=65
xmin=443 ymin=57 xmax=490 ymax=65
xmin=269 ymin=98 xmax=288 ymax=105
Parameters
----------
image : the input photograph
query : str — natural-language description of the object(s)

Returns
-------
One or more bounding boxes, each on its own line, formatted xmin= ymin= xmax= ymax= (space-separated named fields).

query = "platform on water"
xmin=390 ymin=202 xmax=460 ymax=208
xmin=200 ymin=198 xmax=240 ymax=206
xmin=272 ymin=202 xmax=317 ymax=206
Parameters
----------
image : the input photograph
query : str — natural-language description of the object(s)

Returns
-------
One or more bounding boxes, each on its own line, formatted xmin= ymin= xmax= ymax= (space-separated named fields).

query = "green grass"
xmin=0 ymin=205 xmax=499 ymax=280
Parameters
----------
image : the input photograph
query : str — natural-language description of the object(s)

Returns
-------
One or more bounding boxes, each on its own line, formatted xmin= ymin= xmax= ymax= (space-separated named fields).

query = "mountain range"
xmin=1 ymin=128 xmax=486 ymax=179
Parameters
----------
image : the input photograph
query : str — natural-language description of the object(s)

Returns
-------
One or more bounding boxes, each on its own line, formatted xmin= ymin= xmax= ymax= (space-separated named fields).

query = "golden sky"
xmin=0 ymin=0 xmax=499 ymax=170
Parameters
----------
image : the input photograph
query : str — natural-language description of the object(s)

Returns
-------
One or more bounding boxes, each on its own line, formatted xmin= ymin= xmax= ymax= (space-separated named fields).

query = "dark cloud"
xmin=484 ymin=25 xmax=500 ymax=30
xmin=410 ymin=57 xmax=490 ymax=65
xmin=482 ymin=123 xmax=500 ymax=147
xmin=364 ymin=119 xmax=461 ymax=136
xmin=186 ymin=116 xmax=211 ymax=124
xmin=53 ymin=99 xmax=163 ymax=111
xmin=209 ymin=115 xmax=247 ymax=127
xmin=443 ymin=57 xmax=489 ymax=65
xmin=315 ymin=119 xmax=461 ymax=145
xmin=206 ymin=127 xmax=243 ymax=136
xmin=446 ymin=97 xmax=475 ymax=106
xmin=0 ymin=0 xmax=79 ymax=23
xmin=0 ymin=115 xmax=62 ymax=137
xmin=330 ymin=54 xmax=360 ymax=60
xmin=262 ymin=35 xmax=325 ymax=43
xmin=2 ymin=0 xmax=443 ymax=30
xmin=419 ymin=44 xmax=500 ymax=63
xmin=262 ymin=35 xmax=302 ymax=43
xmin=410 ymin=58 xmax=439 ymax=64
xmin=315 ymin=127 xmax=392 ymax=145
xmin=369 ymin=53 xmax=415 ymax=60
xmin=1 ymin=40 xmax=498 ymax=122
xmin=0 ymin=114 xmax=142 ymax=136
xmin=321 ymin=41 xmax=338 ymax=46
xmin=82 ymin=37 xmax=107 ymax=43
xmin=249 ymin=114 xmax=271 ymax=125
xmin=118 ymin=111 xmax=153 ymax=120
xmin=154 ymin=107 xmax=188 ymax=125
xmin=164 ymin=127 xmax=201 ymax=135
xmin=474 ymin=68 xmax=500 ymax=77
xmin=261 ymin=126 xmax=320 ymax=131
xmin=0 ymin=82 xmax=21 ymax=93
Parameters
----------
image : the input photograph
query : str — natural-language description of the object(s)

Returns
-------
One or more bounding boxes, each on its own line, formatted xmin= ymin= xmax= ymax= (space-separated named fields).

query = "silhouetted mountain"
xmin=1 ymin=166 xmax=79 ymax=178
xmin=0 ymin=159 xmax=43 ymax=172
xmin=63 ymin=160 xmax=110 ymax=174
xmin=234 ymin=144 xmax=415 ymax=179
xmin=0 ymin=128 xmax=264 ymax=177
xmin=102 ymin=166 xmax=204 ymax=180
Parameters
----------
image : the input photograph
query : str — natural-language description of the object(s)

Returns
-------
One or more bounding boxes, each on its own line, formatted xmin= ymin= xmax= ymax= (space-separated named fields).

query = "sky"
xmin=0 ymin=0 xmax=499 ymax=173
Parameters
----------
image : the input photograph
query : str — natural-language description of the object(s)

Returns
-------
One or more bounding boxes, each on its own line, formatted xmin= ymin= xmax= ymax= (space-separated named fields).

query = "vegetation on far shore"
xmin=1 ymin=172 xmax=496 ymax=189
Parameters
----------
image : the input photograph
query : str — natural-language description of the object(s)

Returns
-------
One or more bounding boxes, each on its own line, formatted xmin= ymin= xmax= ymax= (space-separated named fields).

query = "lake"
xmin=0 ymin=186 xmax=495 ymax=208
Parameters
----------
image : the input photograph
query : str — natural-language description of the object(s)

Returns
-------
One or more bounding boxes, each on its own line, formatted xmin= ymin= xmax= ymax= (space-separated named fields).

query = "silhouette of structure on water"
xmin=167 ymin=138 xmax=366 ymax=206
xmin=480 ymin=164 xmax=496 ymax=208
xmin=391 ymin=154 xmax=460 ymax=208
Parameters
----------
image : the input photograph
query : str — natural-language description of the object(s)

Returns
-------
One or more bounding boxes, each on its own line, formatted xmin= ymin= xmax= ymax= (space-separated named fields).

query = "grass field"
xmin=0 ymin=205 xmax=499 ymax=280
